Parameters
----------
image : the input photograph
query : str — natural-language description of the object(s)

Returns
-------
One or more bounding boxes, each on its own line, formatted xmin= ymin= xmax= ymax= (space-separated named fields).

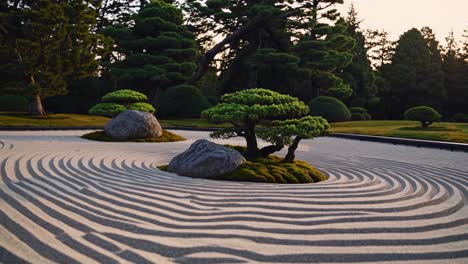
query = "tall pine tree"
xmin=102 ymin=0 xmax=198 ymax=103
xmin=383 ymin=28 xmax=445 ymax=118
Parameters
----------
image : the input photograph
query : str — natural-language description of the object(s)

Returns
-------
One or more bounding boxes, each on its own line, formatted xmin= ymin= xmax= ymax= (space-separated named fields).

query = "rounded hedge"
xmin=350 ymin=107 xmax=372 ymax=120
xmin=88 ymin=103 xmax=127 ymax=117
xmin=351 ymin=113 xmax=367 ymax=121
xmin=309 ymin=96 xmax=351 ymax=123
xmin=0 ymin=95 xmax=29 ymax=111
xmin=451 ymin=113 xmax=468 ymax=123
xmin=128 ymin=102 xmax=156 ymax=113
xmin=158 ymin=85 xmax=211 ymax=118
xmin=404 ymin=106 xmax=441 ymax=127
xmin=102 ymin=89 xmax=148 ymax=104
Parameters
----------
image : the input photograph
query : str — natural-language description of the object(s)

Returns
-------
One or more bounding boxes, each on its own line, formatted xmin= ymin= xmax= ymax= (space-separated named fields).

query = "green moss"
xmin=159 ymin=146 xmax=327 ymax=184
xmin=81 ymin=130 xmax=185 ymax=142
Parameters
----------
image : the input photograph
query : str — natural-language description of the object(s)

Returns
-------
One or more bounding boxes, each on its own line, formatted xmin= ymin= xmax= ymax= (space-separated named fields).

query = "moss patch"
xmin=159 ymin=145 xmax=327 ymax=184
xmin=81 ymin=130 xmax=185 ymax=142
xmin=218 ymin=155 xmax=327 ymax=184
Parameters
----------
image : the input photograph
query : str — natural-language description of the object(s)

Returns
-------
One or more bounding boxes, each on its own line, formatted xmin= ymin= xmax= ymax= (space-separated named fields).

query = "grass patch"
xmin=331 ymin=120 xmax=468 ymax=143
xmin=158 ymin=118 xmax=230 ymax=128
xmin=81 ymin=130 xmax=185 ymax=142
xmin=0 ymin=112 xmax=109 ymax=127
xmin=159 ymin=145 xmax=327 ymax=184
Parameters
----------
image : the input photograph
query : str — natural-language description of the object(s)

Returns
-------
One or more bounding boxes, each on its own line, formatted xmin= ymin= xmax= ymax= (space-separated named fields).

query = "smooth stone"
xmin=104 ymin=110 xmax=162 ymax=140
xmin=167 ymin=139 xmax=246 ymax=178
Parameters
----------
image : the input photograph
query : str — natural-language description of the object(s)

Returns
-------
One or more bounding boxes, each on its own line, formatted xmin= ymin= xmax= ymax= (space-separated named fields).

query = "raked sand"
xmin=0 ymin=130 xmax=467 ymax=263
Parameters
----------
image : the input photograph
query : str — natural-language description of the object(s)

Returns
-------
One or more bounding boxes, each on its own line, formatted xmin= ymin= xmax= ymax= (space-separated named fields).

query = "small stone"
xmin=104 ymin=110 xmax=162 ymax=140
xmin=167 ymin=139 xmax=246 ymax=178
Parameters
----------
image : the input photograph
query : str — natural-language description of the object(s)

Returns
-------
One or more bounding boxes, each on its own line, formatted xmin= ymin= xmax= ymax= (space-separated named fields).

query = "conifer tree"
xmin=340 ymin=4 xmax=377 ymax=107
xmin=102 ymin=0 xmax=198 ymax=103
xmin=0 ymin=0 xmax=110 ymax=116
xmin=383 ymin=28 xmax=445 ymax=118
xmin=442 ymin=31 xmax=468 ymax=116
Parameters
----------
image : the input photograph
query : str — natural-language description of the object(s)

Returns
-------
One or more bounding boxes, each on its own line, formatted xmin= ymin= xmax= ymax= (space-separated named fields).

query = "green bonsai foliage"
xmin=404 ymin=106 xmax=441 ymax=127
xmin=350 ymin=107 xmax=372 ymax=121
xmin=102 ymin=89 xmax=148 ymax=105
xmin=89 ymin=89 xmax=155 ymax=117
xmin=88 ymin=103 xmax=127 ymax=118
xmin=258 ymin=116 xmax=330 ymax=163
xmin=203 ymin=88 xmax=309 ymax=158
xmin=309 ymin=96 xmax=351 ymax=123
xmin=128 ymin=102 xmax=156 ymax=113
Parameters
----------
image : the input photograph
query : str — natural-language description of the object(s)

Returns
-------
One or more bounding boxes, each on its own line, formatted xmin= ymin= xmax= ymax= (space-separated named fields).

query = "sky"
xmin=337 ymin=0 xmax=468 ymax=44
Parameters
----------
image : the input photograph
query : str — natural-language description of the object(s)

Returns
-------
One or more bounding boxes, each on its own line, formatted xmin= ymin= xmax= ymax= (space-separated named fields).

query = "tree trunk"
xmin=260 ymin=144 xmax=284 ymax=157
xmin=244 ymin=125 xmax=259 ymax=158
xmin=283 ymin=136 xmax=301 ymax=163
xmin=29 ymin=94 xmax=46 ymax=116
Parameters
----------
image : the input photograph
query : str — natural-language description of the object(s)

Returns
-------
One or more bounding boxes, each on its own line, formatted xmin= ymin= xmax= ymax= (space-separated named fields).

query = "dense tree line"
xmin=0 ymin=0 xmax=467 ymax=120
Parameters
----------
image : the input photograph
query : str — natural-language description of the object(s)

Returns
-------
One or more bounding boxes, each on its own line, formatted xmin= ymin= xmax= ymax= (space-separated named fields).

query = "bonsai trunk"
xmin=29 ymin=94 xmax=46 ymax=116
xmin=260 ymin=144 xmax=284 ymax=158
xmin=244 ymin=124 xmax=259 ymax=158
xmin=421 ymin=121 xmax=432 ymax=128
xmin=283 ymin=136 xmax=302 ymax=163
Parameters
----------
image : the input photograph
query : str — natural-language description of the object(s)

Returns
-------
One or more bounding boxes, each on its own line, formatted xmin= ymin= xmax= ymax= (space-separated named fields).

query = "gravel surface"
xmin=0 ymin=130 xmax=467 ymax=263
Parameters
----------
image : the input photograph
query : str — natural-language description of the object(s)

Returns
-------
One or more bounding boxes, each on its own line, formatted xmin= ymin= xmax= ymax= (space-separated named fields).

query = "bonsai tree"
xmin=404 ymin=106 xmax=441 ymax=128
xmin=257 ymin=116 xmax=330 ymax=163
xmin=202 ymin=88 xmax=309 ymax=158
xmin=309 ymin=96 xmax=351 ymax=123
xmin=89 ymin=89 xmax=155 ymax=117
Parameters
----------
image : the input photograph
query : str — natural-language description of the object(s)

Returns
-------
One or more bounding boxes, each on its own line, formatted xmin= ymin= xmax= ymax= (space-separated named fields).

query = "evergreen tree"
xmin=365 ymin=29 xmax=395 ymax=69
xmin=96 ymin=0 xmax=149 ymax=31
xmin=383 ymin=28 xmax=445 ymax=118
xmin=340 ymin=4 xmax=377 ymax=107
xmin=442 ymin=31 xmax=468 ymax=116
xmin=102 ymin=0 xmax=198 ymax=103
xmin=292 ymin=18 xmax=355 ymax=102
xmin=0 ymin=0 xmax=110 ymax=116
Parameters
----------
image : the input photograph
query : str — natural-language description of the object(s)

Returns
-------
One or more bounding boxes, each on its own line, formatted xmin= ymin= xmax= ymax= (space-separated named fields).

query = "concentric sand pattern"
xmin=0 ymin=130 xmax=467 ymax=263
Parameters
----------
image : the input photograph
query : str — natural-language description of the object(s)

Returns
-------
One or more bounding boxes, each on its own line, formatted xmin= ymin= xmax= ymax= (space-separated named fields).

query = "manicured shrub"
xmin=89 ymin=89 xmax=155 ymax=117
xmin=351 ymin=113 xmax=367 ymax=121
xmin=404 ymin=106 xmax=441 ymax=127
xmin=102 ymin=89 xmax=148 ymax=105
xmin=88 ymin=103 xmax=127 ymax=117
xmin=350 ymin=107 xmax=372 ymax=121
xmin=158 ymin=85 xmax=211 ymax=118
xmin=451 ymin=113 xmax=468 ymax=123
xmin=128 ymin=102 xmax=156 ymax=113
xmin=0 ymin=95 xmax=29 ymax=111
xmin=308 ymin=96 xmax=351 ymax=123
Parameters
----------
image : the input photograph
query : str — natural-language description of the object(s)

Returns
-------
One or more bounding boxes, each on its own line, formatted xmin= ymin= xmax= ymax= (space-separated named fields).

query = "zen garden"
xmin=0 ymin=0 xmax=467 ymax=263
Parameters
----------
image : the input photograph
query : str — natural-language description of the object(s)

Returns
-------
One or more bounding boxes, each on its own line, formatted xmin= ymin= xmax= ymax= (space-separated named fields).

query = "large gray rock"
xmin=168 ymin=139 xmax=246 ymax=178
xmin=104 ymin=110 xmax=162 ymax=140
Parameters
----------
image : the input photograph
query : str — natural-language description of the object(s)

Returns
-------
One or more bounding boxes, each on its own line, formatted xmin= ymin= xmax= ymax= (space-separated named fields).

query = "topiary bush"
xmin=308 ymin=96 xmax=351 ymax=123
xmin=0 ymin=95 xmax=29 ymax=112
xmin=158 ymin=85 xmax=211 ymax=118
xmin=88 ymin=103 xmax=127 ymax=117
xmin=102 ymin=89 xmax=148 ymax=105
xmin=350 ymin=107 xmax=372 ymax=121
xmin=89 ymin=89 xmax=155 ymax=117
xmin=451 ymin=113 xmax=468 ymax=123
xmin=404 ymin=106 xmax=441 ymax=127
xmin=128 ymin=102 xmax=155 ymax=113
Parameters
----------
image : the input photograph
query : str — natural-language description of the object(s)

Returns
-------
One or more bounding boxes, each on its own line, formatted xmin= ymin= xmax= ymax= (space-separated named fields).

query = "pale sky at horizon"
xmin=337 ymin=0 xmax=468 ymax=45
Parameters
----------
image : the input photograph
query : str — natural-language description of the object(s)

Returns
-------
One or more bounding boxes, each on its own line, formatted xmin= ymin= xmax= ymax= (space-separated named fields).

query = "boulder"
xmin=104 ymin=110 xmax=162 ymax=140
xmin=168 ymin=139 xmax=246 ymax=178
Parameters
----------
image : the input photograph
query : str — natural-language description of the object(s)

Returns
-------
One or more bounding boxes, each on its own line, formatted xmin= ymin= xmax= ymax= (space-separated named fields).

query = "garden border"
xmin=1 ymin=125 xmax=467 ymax=152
